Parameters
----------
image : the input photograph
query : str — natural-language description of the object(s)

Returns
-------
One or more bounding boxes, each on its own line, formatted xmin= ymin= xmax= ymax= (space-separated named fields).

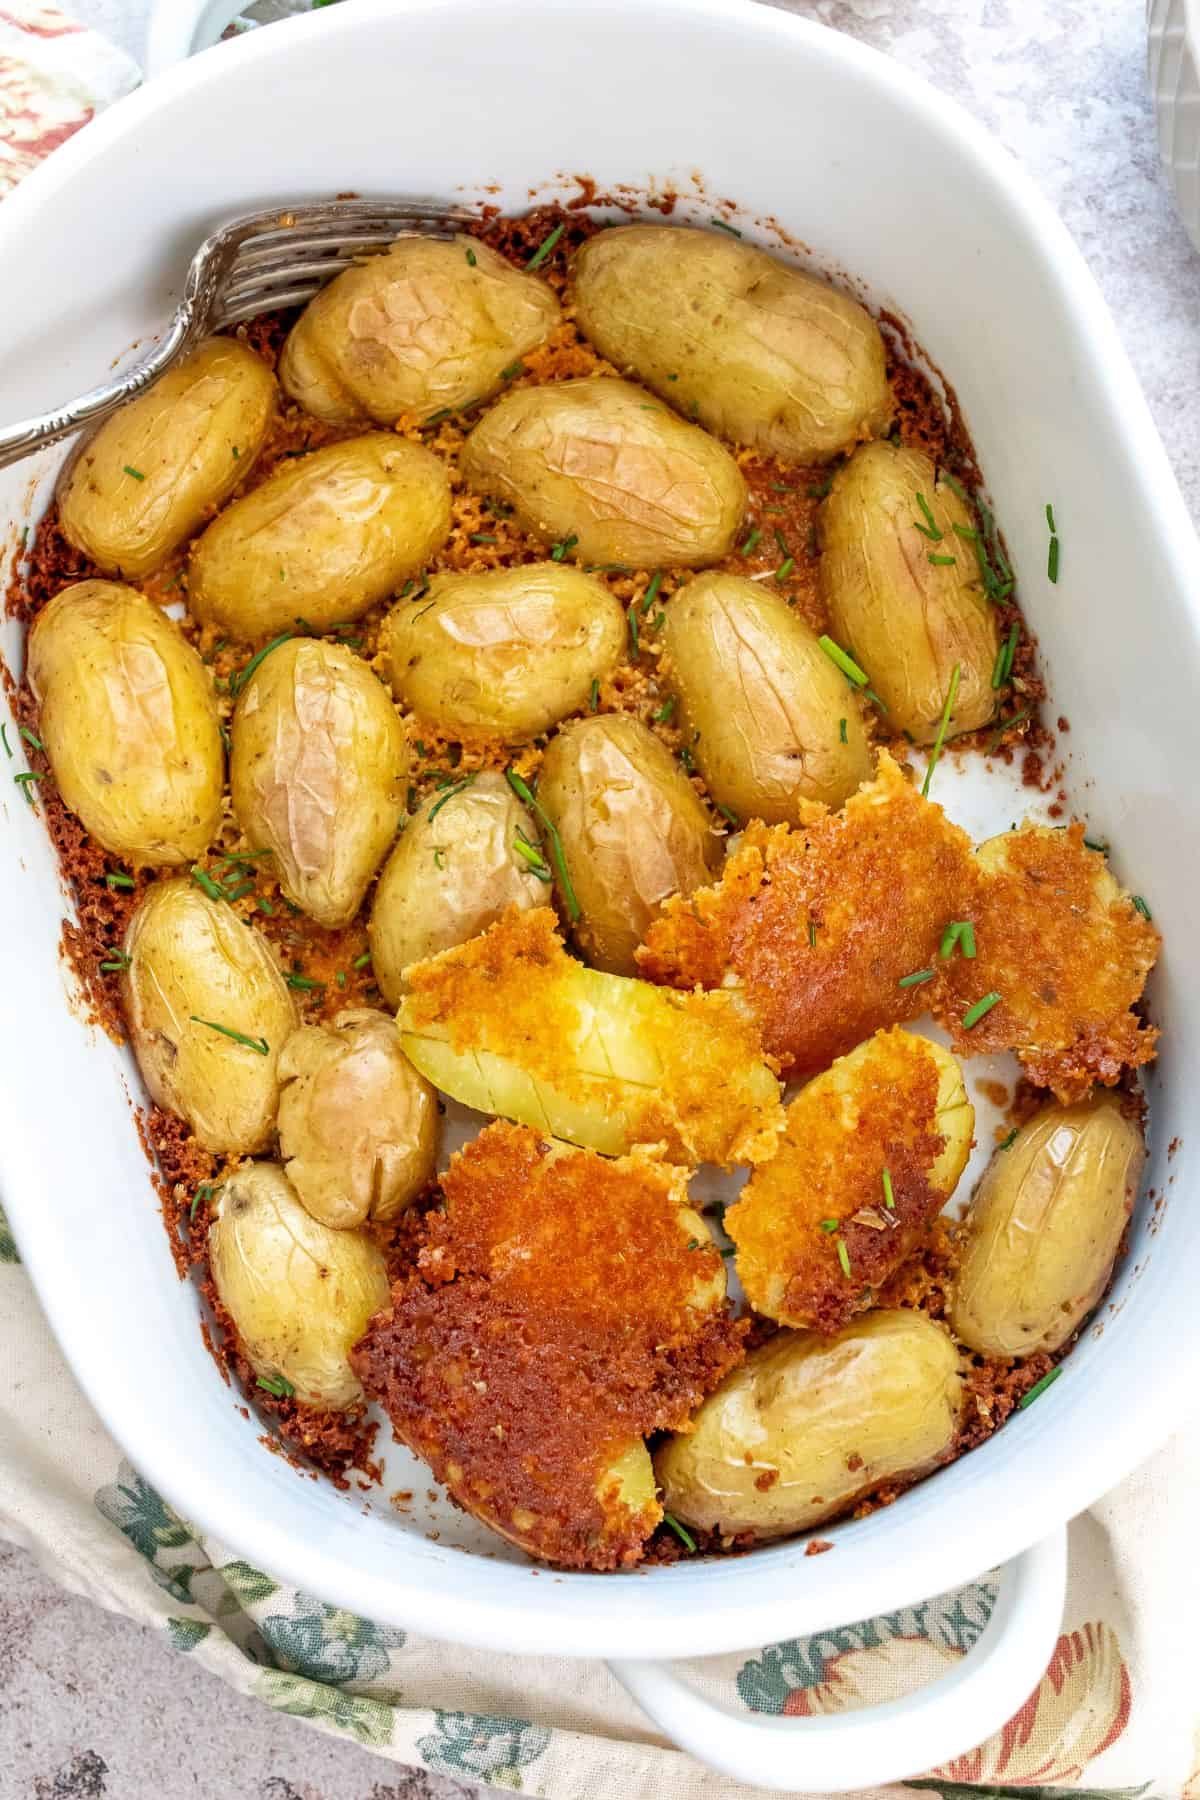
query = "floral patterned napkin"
xmin=1 ymin=6 xmax=1199 ymax=1796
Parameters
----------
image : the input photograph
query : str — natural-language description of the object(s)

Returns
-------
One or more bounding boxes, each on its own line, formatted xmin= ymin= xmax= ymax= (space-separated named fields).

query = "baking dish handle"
xmin=145 ymin=0 xmax=254 ymax=76
xmin=607 ymin=1527 xmax=1067 ymax=1794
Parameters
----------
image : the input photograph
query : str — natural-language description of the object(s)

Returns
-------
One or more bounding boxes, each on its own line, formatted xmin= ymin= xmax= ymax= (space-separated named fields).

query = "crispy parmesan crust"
xmin=352 ymin=1122 xmax=745 ymax=1568
xmin=727 ymin=1029 xmax=947 ymax=1333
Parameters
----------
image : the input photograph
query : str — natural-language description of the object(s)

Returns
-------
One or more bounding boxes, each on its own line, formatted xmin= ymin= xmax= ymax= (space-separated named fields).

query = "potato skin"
xmin=949 ymin=1095 xmax=1145 ymax=1358
xmin=27 ymin=580 xmax=223 ymax=866
xmin=384 ymin=562 xmax=624 ymax=741
xmin=58 ymin=338 xmax=277 ymax=579
xmin=660 ymin=572 xmax=873 ymax=821
xmin=188 ymin=433 xmax=451 ymax=639
xmin=230 ymin=638 xmax=407 ymax=927
xmin=820 ymin=441 xmax=999 ymax=742
xmin=120 ymin=879 xmax=297 ymax=1153
xmin=368 ymin=770 xmax=547 ymax=1006
xmin=573 ymin=225 xmax=891 ymax=463
xmin=277 ymin=1009 xmax=439 ymax=1228
xmin=208 ymin=1161 xmax=390 ymax=1409
xmin=538 ymin=713 xmax=721 ymax=973
xmin=460 ymin=376 xmax=746 ymax=567
xmin=654 ymin=1311 xmax=962 ymax=1538
xmin=280 ymin=234 xmax=561 ymax=427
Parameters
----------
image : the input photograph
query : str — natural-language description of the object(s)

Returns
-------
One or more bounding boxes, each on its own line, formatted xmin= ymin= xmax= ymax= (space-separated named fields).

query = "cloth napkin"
xmin=2 ymin=6 xmax=1198 ymax=1795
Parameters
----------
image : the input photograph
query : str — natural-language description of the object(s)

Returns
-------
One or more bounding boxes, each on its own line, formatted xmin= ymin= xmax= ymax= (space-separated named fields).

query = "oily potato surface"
xmin=280 ymin=234 xmax=560 ymax=426
xmin=573 ymin=225 xmax=892 ymax=463
xmin=27 ymin=580 xmax=223 ymax=866
xmin=58 ymin=337 xmax=277 ymax=579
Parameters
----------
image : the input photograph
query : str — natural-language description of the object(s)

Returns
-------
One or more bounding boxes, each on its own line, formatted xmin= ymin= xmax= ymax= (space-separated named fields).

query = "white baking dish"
xmin=1 ymin=0 xmax=1196 ymax=1787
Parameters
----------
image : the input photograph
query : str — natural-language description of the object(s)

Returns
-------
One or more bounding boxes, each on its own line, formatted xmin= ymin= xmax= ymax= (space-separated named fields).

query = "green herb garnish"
xmin=806 ymin=479 xmax=832 ymax=500
xmin=835 ymin=1235 xmax=852 ymax=1279
xmin=807 ymin=919 xmax=817 ymax=948
xmin=465 ymin=247 xmax=477 ymax=266
xmin=998 ymin=1128 xmax=1019 ymax=1151
xmin=838 ymin=718 xmax=848 ymax=744
xmin=1017 ymin=1365 xmax=1062 ymax=1410
xmin=1047 ymin=533 xmax=1060 ymax=584
xmin=627 ymin=606 xmax=640 ymax=659
xmin=898 ymin=968 xmax=934 ymax=988
xmin=0 ymin=723 xmax=9 ymax=758
xmin=740 ymin=526 xmax=761 ymax=556
xmin=640 ymin=570 xmax=663 ymax=615
xmin=882 ymin=1169 xmax=895 ymax=1210
xmin=818 ymin=635 xmax=869 ymax=687
xmin=988 ymin=706 xmax=1032 ymax=752
xmin=506 ymin=768 xmax=580 ymax=922
xmin=428 ymin=774 xmax=477 ymax=823
xmin=1045 ymin=502 xmax=1057 ymax=534
xmin=992 ymin=622 xmax=1019 ymax=690
xmin=663 ymin=1511 xmax=697 ymax=1551
xmin=99 ymin=953 xmax=131 ymax=973
xmin=526 ymin=222 xmax=565 ymax=269
xmin=189 ymin=1017 xmax=270 ymax=1054
xmin=105 ymin=871 xmax=135 ymax=891
xmin=190 ymin=866 xmax=224 ymax=901
xmin=921 ymin=663 xmax=961 ymax=798
xmin=231 ymin=631 xmax=293 ymax=697
xmin=914 ymin=492 xmax=942 ymax=541
xmin=123 ymin=465 xmax=146 ymax=481
xmin=927 ymin=552 xmax=956 ymax=566
xmin=710 ymin=216 xmax=742 ymax=236
xmin=500 ymin=361 xmax=525 ymax=381
xmin=285 ymin=973 xmax=323 ymax=991
xmin=775 ymin=556 xmax=795 ymax=583
xmin=1132 ymin=895 xmax=1153 ymax=921
xmin=589 ymin=678 xmax=601 ymax=712
xmin=19 ymin=726 xmax=43 ymax=751
xmin=256 ymin=1374 xmax=296 ymax=1399
xmin=469 ymin=532 xmax=497 ymax=544
xmin=961 ymin=991 xmax=1001 ymax=1029
xmin=512 ymin=830 xmax=552 ymax=881
xmin=652 ymin=697 xmax=676 ymax=724
xmin=818 ymin=1218 xmax=840 ymax=1233
xmin=715 ymin=801 xmax=739 ymax=828
xmin=550 ymin=533 xmax=578 ymax=562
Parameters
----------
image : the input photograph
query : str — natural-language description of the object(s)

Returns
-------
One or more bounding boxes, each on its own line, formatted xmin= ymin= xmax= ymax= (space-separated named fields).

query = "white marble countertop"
xmin=2 ymin=2 xmax=1198 ymax=1796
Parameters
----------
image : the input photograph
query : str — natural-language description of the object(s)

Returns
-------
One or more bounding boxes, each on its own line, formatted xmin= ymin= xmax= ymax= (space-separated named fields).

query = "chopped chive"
xmin=838 ymin=717 xmax=848 ymax=744
xmin=1045 ymin=502 xmax=1057 ymax=534
xmin=469 ymin=532 xmax=497 ymax=544
xmin=230 ymin=631 xmax=293 ymax=697
xmin=189 ymin=1017 xmax=269 ymax=1054
xmin=882 ymin=1169 xmax=895 ymax=1211
xmin=432 ymin=847 xmax=446 ymax=869
xmin=428 ymin=773 xmax=477 ymax=823
xmin=0 ymin=723 xmax=9 ymax=757
xmin=256 ymin=1373 xmax=295 ymax=1399
xmin=1047 ymin=535 xmax=1060 ymax=583
xmin=506 ymin=768 xmax=580 ymax=922
xmin=921 ymin=663 xmax=961 ymax=798
xmin=940 ymin=921 xmax=963 ymax=958
xmin=771 ymin=482 xmax=795 ymax=493
xmin=222 ymin=880 xmax=254 ymax=902
xmin=1017 ymin=1365 xmax=1062 ymax=1410
xmin=835 ymin=1236 xmax=852 ymax=1279
xmin=640 ymin=570 xmax=663 ymax=615
xmin=123 ymin=465 xmax=146 ymax=481
xmin=1132 ymin=895 xmax=1153 ymax=921
xmin=941 ymin=471 xmax=969 ymax=504
xmin=1084 ymin=837 xmax=1109 ymax=854
xmin=190 ymin=866 xmax=224 ymax=901
xmin=512 ymin=830 xmax=553 ymax=880
xmin=806 ymin=478 xmax=833 ymax=500
xmin=13 ymin=770 xmax=44 ymax=796
xmin=774 ymin=556 xmax=795 ymax=583
xmin=500 ymin=360 xmax=525 ymax=381
xmin=740 ymin=526 xmax=762 ymax=556
xmin=992 ymin=622 xmax=1019 ymax=690
xmin=285 ymin=973 xmax=323 ymax=991
xmin=550 ymin=533 xmax=578 ymax=562
xmin=952 ymin=522 xmax=979 ymax=545
xmin=715 ymin=800 xmax=739 ymax=827
xmin=818 ymin=1218 xmax=840 ymax=1233
xmin=988 ymin=706 xmax=1032 ymax=751
xmin=411 ymin=598 xmax=437 ymax=621
xmin=686 ymin=1238 xmax=700 ymax=1251
xmin=773 ymin=527 xmax=790 ymax=557
xmin=898 ymin=967 xmax=934 ymax=988
xmin=663 ymin=1511 xmax=697 ymax=1552
xmin=353 ymin=951 xmax=372 ymax=969
xmin=19 ymin=726 xmax=44 ymax=751
xmin=190 ymin=1183 xmax=214 ymax=1221
xmin=99 ymin=953 xmax=131 ymax=973
xmin=998 ymin=1127 xmax=1019 ymax=1151
xmin=105 ymin=871 xmax=135 ymax=891
xmin=589 ymin=677 xmax=601 ymax=712
xmin=959 ymin=921 xmax=977 ymax=958
xmin=914 ymin=492 xmax=943 ymax=541
xmin=818 ymin=635 xmax=869 ymax=687
xmin=961 ymin=991 xmax=1002 ymax=1029
xmin=678 ymin=744 xmax=694 ymax=773
xmin=256 ymin=896 xmax=274 ymax=915
xmin=927 ymin=552 xmax=956 ymax=566
xmin=652 ymin=697 xmax=676 ymax=724
xmin=807 ymin=919 xmax=817 ymax=948
xmin=231 ymin=446 xmax=240 ymax=459
xmin=627 ymin=606 xmax=640 ymax=658
xmin=465 ymin=246 xmax=477 ymax=266
xmin=710 ymin=216 xmax=742 ymax=236
xmin=526 ymin=221 xmax=565 ymax=269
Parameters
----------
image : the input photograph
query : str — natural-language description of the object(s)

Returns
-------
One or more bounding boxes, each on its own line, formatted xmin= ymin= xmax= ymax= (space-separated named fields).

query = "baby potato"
xmin=188 ymin=434 xmax=451 ymax=639
xmin=573 ymin=225 xmax=892 ymax=463
xmin=58 ymin=337 xmax=277 ymax=579
xmin=277 ymin=1009 xmax=439 ymax=1228
xmin=538 ymin=713 xmax=721 ymax=973
xmin=660 ymin=572 xmax=873 ymax=821
xmin=27 ymin=580 xmax=223 ymax=865
xmin=654 ymin=1310 xmax=963 ymax=1539
xmin=368 ymin=770 xmax=547 ymax=1006
xmin=460 ymin=376 xmax=746 ymax=568
xmin=949 ymin=1095 xmax=1145 ymax=1359
xmin=820 ymin=441 xmax=999 ymax=742
xmin=279 ymin=234 xmax=561 ymax=427
xmin=120 ymin=879 xmax=297 ymax=1153
xmin=384 ymin=562 xmax=623 ymax=741
xmin=397 ymin=906 xmax=782 ymax=1167
xmin=208 ymin=1161 xmax=390 ymax=1409
xmin=230 ymin=637 xmax=407 ymax=927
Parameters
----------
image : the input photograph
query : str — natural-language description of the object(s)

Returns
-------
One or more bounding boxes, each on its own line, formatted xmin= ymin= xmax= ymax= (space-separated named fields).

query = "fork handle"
xmin=0 ymin=308 xmax=193 ymax=474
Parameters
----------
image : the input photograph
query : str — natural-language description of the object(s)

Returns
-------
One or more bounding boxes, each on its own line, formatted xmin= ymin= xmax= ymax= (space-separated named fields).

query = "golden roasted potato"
xmin=277 ymin=1009 xmax=439 ymax=1228
xmin=655 ymin=1311 xmax=963 ymax=1539
xmin=820 ymin=441 xmax=999 ymax=742
xmin=573 ymin=225 xmax=892 ymax=463
xmin=57 ymin=338 xmax=277 ymax=579
xmin=460 ymin=376 xmax=746 ymax=567
xmin=729 ymin=1029 xmax=972 ymax=1333
xmin=368 ymin=770 xmax=547 ymax=1006
xmin=230 ymin=637 xmax=407 ymax=927
xmin=27 ymin=580 xmax=223 ymax=865
xmin=950 ymin=1095 xmax=1144 ymax=1358
xmin=188 ymin=434 xmax=451 ymax=639
xmin=397 ymin=907 xmax=782 ymax=1166
xmin=120 ymin=879 xmax=297 ymax=1153
xmin=351 ymin=1121 xmax=744 ymax=1568
xmin=279 ymin=234 xmax=560 ymax=426
xmin=660 ymin=572 xmax=873 ymax=821
xmin=208 ymin=1160 xmax=390 ymax=1409
xmin=384 ymin=562 xmax=623 ymax=741
xmin=538 ymin=713 xmax=721 ymax=973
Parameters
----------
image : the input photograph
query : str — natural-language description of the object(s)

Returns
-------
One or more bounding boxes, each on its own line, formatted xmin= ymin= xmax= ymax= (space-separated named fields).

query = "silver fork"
xmin=0 ymin=198 xmax=477 ymax=472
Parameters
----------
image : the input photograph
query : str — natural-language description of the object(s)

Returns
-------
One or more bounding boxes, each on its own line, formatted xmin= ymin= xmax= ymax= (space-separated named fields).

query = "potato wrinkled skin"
xmin=188 ymin=434 xmax=451 ymax=639
xmin=820 ymin=441 xmax=999 ymax=742
xmin=27 ymin=580 xmax=223 ymax=866
xmin=950 ymin=1096 xmax=1145 ymax=1358
xmin=208 ymin=1161 xmax=390 ymax=1409
xmin=654 ymin=1311 xmax=962 ymax=1538
xmin=277 ymin=1009 xmax=439 ymax=1229
xmin=538 ymin=714 xmax=721 ymax=973
xmin=231 ymin=638 xmax=407 ymax=927
xmin=460 ymin=377 xmax=746 ymax=568
xmin=120 ymin=879 xmax=297 ymax=1153
xmin=279 ymin=235 xmax=561 ymax=427
xmin=660 ymin=572 xmax=874 ymax=821
xmin=368 ymin=771 xmax=546 ymax=1006
xmin=58 ymin=338 xmax=277 ymax=579
xmin=385 ymin=562 xmax=624 ymax=741
xmin=573 ymin=226 xmax=892 ymax=463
